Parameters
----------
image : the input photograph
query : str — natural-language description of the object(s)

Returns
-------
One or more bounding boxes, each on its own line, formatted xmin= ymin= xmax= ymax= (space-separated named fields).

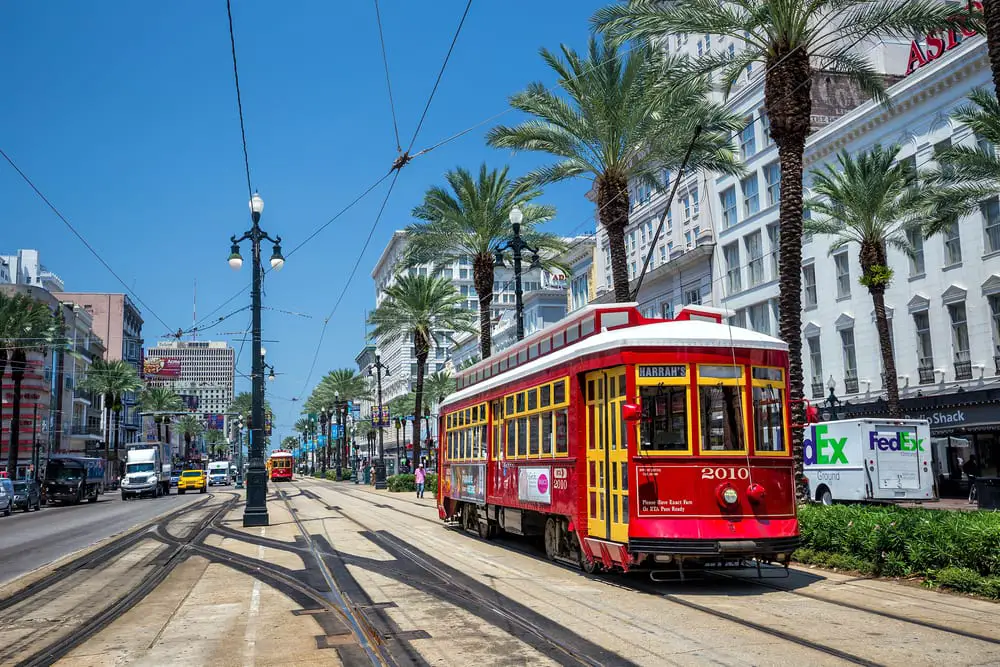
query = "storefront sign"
xmin=638 ymin=365 xmax=686 ymax=379
xmin=518 ymin=466 xmax=551 ymax=504
xmin=905 ymin=4 xmax=980 ymax=76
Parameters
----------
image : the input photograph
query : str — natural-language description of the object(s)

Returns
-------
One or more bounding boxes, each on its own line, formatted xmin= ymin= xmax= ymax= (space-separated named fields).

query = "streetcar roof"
xmin=440 ymin=318 xmax=786 ymax=409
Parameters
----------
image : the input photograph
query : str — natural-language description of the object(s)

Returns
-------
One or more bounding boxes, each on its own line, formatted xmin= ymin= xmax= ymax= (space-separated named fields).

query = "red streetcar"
xmin=267 ymin=450 xmax=294 ymax=482
xmin=437 ymin=304 xmax=798 ymax=574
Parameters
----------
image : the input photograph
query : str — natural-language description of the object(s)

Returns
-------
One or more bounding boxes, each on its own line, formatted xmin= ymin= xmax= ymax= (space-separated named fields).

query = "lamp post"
xmin=822 ymin=375 xmax=841 ymax=422
xmin=368 ymin=351 xmax=389 ymax=489
xmin=422 ymin=407 xmax=432 ymax=469
xmin=228 ymin=191 xmax=284 ymax=527
xmin=319 ymin=408 xmax=330 ymax=475
xmin=494 ymin=206 xmax=541 ymax=341
xmin=333 ymin=391 xmax=347 ymax=480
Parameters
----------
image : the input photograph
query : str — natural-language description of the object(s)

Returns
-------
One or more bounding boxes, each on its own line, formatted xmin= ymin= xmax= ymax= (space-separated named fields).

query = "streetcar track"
xmin=7 ymin=494 xmax=238 ymax=667
xmin=311 ymin=479 xmax=1000 ymax=665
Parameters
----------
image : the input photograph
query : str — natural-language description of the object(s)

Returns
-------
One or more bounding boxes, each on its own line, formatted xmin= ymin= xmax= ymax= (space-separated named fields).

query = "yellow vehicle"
xmin=177 ymin=469 xmax=207 ymax=494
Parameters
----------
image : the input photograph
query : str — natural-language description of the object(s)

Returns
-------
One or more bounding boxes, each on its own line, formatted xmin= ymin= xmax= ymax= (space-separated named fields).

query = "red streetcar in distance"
xmin=437 ymin=303 xmax=799 ymax=575
xmin=267 ymin=450 xmax=294 ymax=482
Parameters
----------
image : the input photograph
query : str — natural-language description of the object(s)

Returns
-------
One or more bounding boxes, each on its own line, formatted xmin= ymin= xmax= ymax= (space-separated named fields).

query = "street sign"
xmin=318 ymin=435 xmax=326 ymax=447
xmin=372 ymin=407 xmax=391 ymax=428
xmin=331 ymin=424 xmax=344 ymax=438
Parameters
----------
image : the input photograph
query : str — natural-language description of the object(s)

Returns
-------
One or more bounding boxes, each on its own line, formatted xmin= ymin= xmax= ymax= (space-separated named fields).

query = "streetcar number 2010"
xmin=701 ymin=467 xmax=750 ymax=480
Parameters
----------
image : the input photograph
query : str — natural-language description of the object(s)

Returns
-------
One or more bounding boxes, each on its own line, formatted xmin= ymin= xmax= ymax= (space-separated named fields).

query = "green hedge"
xmin=796 ymin=504 xmax=1000 ymax=598
xmin=386 ymin=473 xmax=437 ymax=494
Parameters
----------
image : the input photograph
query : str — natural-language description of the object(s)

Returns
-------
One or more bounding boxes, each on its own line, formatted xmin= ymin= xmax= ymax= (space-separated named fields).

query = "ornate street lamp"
xmin=368 ymin=351 xmax=390 ymax=489
xmin=495 ymin=206 xmax=541 ymax=341
xmin=822 ymin=375 xmax=841 ymax=421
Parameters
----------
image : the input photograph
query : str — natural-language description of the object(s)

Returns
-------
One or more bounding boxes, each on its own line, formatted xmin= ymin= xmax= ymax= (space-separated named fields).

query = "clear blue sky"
xmin=0 ymin=0 xmax=608 ymax=441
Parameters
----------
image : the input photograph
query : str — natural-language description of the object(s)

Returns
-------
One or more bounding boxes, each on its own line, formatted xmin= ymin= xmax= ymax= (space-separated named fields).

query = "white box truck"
xmin=803 ymin=419 xmax=935 ymax=505
xmin=207 ymin=460 xmax=231 ymax=486
xmin=121 ymin=443 xmax=172 ymax=499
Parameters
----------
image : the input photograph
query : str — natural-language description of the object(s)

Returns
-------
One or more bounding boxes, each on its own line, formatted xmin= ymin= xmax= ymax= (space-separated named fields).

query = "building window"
xmin=834 ymin=251 xmax=850 ymax=298
xmin=807 ymin=335 xmax=823 ymax=398
xmin=990 ymin=296 xmax=1000 ymax=370
xmin=721 ymin=186 xmax=737 ymax=228
xmin=745 ymin=231 xmax=764 ymax=287
xmin=748 ymin=302 xmax=770 ymax=335
xmin=767 ymin=222 xmax=779 ymax=279
xmin=803 ymin=263 xmax=817 ymax=308
xmin=724 ymin=242 xmax=741 ymax=294
xmin=684 ymin=287 xmax=701 ymax=305
xmin=764 ymin=162 xmax=781 ymax=207
xmin=629 ymin=261 xmax=637 ymax=279
xmin=913 ymin=311 xmax=934 ymax=383
xmin=742 ymin=174 xmax=759 ymax=217
xmin=681 ymin=194 xmax=691 ymax=221
xmin=697 ymin=39 xmax=703 ymax=56
xmin=728 ymin=43 xmax=735 ymax=57
xmin=907 ymin=229 xmax=925 ymax=277
xmin=760 ymin=108 xmax=771 ymax=146
xmin=983 ymin=197 xmax=1000 ymax=254
xmin=705 ymin=34 xmax=711 ymax=50
xmin=949 ymin=302 xmax=971 ymax=369
xmin=739 ymin=119 xmax=756 ymax=160
xmin=661 ymin=302 xmax=673 ymax=319
xmin=841 ymin=328 xmax=858 ymax=392
xmin=944 ymin=223 xmax=963 ymax=265
xmin=691 ymin=188 xmax=700 ymax=217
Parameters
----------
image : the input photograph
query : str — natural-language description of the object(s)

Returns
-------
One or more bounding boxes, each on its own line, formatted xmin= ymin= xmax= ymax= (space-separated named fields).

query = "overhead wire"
xmin=373 ymin=0 xmax=402 ymax=154
xmin=226 ymin=0 xmax=254 ymax=199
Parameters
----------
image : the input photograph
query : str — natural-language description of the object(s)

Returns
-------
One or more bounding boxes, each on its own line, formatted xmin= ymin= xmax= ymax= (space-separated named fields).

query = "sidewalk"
xmin=59 ymin=491 xmax=346 ymax=666
xmin=898 ymin=497 xmax=982 ymax=511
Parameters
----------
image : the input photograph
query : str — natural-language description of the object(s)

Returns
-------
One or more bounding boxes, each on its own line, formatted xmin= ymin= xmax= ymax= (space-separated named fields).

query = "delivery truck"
xmin=803 ymin=418 xmax=935 ymax=504
xmin=121 ymin=442 xmax=172 ymax=499
xmin=44 ymin=455 xmax=105 ymax=504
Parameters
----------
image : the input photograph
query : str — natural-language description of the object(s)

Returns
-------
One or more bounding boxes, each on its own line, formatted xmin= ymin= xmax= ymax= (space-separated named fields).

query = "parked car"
xmin=170 ymin=474 xmax=180 ymax=488
xmin=0 ymin=479 xmax=13 ymax=516
xmin=12 ymin=480 xmax=41 ymax=512
xmin=177 ymin=470 xmax=207 ymax=494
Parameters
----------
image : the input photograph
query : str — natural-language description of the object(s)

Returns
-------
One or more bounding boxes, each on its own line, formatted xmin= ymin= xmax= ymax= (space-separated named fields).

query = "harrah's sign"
xmin=906 ymin=2 xmax=981 ymax=76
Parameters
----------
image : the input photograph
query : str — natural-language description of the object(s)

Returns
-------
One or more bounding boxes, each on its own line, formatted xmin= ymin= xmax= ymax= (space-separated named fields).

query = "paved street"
xmin=0 ymin=488 xmax=204 ymax=587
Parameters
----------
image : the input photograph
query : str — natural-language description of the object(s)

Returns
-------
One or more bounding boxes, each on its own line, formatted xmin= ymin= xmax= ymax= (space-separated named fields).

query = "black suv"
xmin=12 ymin=480 xmax=41 ymax=512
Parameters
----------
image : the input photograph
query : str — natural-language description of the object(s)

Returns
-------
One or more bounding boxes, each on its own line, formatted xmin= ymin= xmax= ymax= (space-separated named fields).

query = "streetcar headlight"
xmin=722 ymin=487 xmax=738 ymax=505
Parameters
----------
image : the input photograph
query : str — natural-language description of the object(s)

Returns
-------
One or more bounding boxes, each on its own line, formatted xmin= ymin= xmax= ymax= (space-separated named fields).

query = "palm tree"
xmin=595 ymin=0 xmax=956 ymax=487
xmin=205 ymin=429 xmax=228 ymax=460
xmin=406 ymin=164 xmax=563 ymax=358
xmin=804 ymin=145 xmax=937 ymax=417
xmin=138 ymin=386 xmax=183 ymax=442
xmin=305 ymin=368 xmax=370 ymax=472
xmin=177 ymin=414 xmax=205 ymax=462
xmin=425 ymin=370 xmax=456 ymax=408
xmin=79 ymin=358 xmax=142 ymax=479
xmin=929 ymin=89 xmax=1000 ymax=208
xmin=369 ymin=275 xmax=474 ymax=467
xmin=230 ymin=392 xmax=253 ymax=422
xmin=1 ymin=293 xmax=60 ymax=478
xmin=487 ymin=34 xmax=743 ymax=302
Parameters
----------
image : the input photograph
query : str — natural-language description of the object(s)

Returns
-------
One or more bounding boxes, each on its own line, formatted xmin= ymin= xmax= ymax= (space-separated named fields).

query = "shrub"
xmin=387 ymin=474 xmax=416 ymax=492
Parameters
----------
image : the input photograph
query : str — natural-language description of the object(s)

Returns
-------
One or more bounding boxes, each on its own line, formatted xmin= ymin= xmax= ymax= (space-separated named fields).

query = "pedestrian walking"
xmin=415 ymin=463 xmax=426 ymax=499
xmin=964 ymin=455 xmax=981 ymax=503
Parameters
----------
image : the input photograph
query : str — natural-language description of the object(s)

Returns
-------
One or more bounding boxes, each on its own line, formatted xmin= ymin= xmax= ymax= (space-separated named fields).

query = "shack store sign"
xmin=905 ymin=3 xmax=981 ymax=76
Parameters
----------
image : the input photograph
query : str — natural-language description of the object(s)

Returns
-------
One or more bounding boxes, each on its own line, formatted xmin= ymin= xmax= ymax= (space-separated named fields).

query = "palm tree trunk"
xmin=983 ymin=0 xmax=1000 ymax=101
xmin=6 ymin=352 xmax=27 ymax=478
xmin=413 ymin=330 xmax=430 ymax=469
xmin=113 ymin=405 xmax=122 ymax=482
xmin=103 ymin=395 xmax=112 ymax=472
xmin=473 ymin=254 xmax=495 ymax=359
xmin=765 ymin=50 xmax=812 ymax=501
xmin=870 ymin=287 xmax=901 ymax=417
xmin=597 ymin=174 xmax=632 ymax=302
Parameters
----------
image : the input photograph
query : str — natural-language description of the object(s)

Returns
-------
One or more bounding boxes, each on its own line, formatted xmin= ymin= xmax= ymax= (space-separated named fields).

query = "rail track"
xmin=0 ymin=492 xmax=238 ymax=667
xmin=303 ymin=478 xmax=1000 ymax=666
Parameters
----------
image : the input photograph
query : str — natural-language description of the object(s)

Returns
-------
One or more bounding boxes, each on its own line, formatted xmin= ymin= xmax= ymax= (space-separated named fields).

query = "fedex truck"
xmin=803 ymin=419 xmax=935 ymax=505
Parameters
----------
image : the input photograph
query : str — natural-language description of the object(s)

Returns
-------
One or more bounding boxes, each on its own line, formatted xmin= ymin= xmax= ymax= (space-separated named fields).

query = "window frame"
xmin=635 ymin=365 xmax=692 ymax=456
xmin=750 ymin=366 xmax=788 ymax=456
xmin=695 ymin=364 xmax=749 ymax=456
xmin=501 ymin=377 xmax=570 ymax=460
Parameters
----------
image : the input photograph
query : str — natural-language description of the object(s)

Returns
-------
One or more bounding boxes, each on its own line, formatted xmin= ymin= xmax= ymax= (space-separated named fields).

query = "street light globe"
xmin=228 ymin=254 xmax=244 ymax=271
xmin=827 ymin=375 xmax=837 ymax=391
xmin=249 ymin=192 xmax=264 ymax=215
xmin=260 ymin=346 xmax=267 ymax=358
xmin=270 ymin=255 xmax=285 ymax=271
xmin=509 ymin=206 xmax=523 ymax=226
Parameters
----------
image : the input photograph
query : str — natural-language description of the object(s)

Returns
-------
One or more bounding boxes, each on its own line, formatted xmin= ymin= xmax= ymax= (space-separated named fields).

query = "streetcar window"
xmin=516 ymin=392 xmax=526 ymax=412
xmin=500 ymin=357 xmax=508 ymax=371
xmin=540 ymin=385 xmax=551 ymax=408
xmin=555 ymin=409 xmax=569 ymax=454
xmin=700 ymin=385 xmax=746 ymax=451
xmin=480 ymin=425 xmax=488 ymax=458
xmin=540 ymin=337 xmax=551 ymax=354
xmin=506 ymin=396 xmax=514 ymax=414
xmin=491 ymin=362 xmax=499 ymax=377
xmin=518 ymin=349 xmax=528 ymax=364
xmin=619 ymin=374 xmax=627 ymax=397
xmin=480 ymin=404 xmax=487 ymax=421
xmin=567 ymin=325 xmax=580 ymax=343
xmin=527 ymin=389 xmax=538 ymax=411
xmin=753 ymin=385 xmax=785 ymax=452
xmin=506 ymin=421 xmax=515 ymax=457
xmin=552 ymin=331 xmax=564 ymax=349
xmin=541 ymin=412 xmax=553 ymax=455
xmin=639 ymin=386 xmax=688 ymax=451
xmin=700 ymin=365 xmax=743 ymax=379
xmin=529 ymin=415 xmax=540 ymax=455
xmin=529 ymin=343 xmax=539 ymax=359
xmin=581 ymin=316 xmax=595 ymax=337
xmin=554 ymin=380 xmax=566 ymax=404
xmin=465 ymin=408 xmax=471 ymax=423
xmin=752 ymin=367 xmax=783 ymax=382
xmin=517 ymin=417 xmax=528 ymax=457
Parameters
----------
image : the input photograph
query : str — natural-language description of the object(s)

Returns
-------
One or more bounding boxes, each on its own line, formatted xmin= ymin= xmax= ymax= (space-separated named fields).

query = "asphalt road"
xmin=0 ymin=488 xmax=208 ymax=587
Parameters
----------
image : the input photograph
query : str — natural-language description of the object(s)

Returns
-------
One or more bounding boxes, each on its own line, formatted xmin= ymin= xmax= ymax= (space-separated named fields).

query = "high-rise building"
xmin=0 ymin=249 xmax=65 ymax=292
xmin=143 ymin=340 xmax=235 ymax=431
xmin=54 ymin=293 xmax=144 ymax=445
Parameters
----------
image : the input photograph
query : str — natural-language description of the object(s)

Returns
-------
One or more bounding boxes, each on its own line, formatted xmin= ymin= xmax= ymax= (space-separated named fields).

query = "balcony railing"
xmin=70 ymin=420 xmax=103 ymax=438
xmin=918 ymin=364 xmax=935 ymax=385
xmin=954 ymin=359 xmax=973 ymax=381
xmin=811 ymin=380 xmax=825 ymax=400
xmin=844 ymin=375 xmax=859 ymax=395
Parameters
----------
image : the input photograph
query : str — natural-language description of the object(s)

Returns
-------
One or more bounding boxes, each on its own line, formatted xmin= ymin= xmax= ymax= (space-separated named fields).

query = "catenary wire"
xmin=226 ymin=0 xmax=254 ymax=200
xmin=373 ymin=0 xmax=402 ymax=153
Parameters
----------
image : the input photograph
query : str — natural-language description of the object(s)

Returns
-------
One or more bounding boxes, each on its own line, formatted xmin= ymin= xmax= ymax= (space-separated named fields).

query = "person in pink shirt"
xmin=414 ymin=463 xmax=426 ymax=498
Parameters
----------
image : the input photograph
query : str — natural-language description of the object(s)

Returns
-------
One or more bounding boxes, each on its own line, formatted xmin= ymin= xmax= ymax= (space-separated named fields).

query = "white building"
xmin=370 ymin=230 xmax=551 ymax=401
xmin=0 ymin=249 xmax=65 ymax=292
xmin=144 ymin=340 xmax=235 ymax=432
xmin=601 ymin=21 xmax=999 ymax=488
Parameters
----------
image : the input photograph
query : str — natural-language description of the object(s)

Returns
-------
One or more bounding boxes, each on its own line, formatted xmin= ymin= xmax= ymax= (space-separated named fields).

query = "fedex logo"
xmin=803 ymin=424 xmax=848 ymax=465
xmin=869 ymin=431 xmax=924 ymax=453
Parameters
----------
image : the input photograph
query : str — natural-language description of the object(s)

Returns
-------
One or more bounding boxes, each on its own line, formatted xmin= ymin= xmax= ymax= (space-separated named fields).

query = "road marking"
xmin=243 ymin=527 xmax=265 ymax=667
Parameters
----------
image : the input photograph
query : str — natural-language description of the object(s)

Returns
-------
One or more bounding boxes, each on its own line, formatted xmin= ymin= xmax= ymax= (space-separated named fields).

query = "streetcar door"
xmin=585 ymin=367 xmax=630 ymax=544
